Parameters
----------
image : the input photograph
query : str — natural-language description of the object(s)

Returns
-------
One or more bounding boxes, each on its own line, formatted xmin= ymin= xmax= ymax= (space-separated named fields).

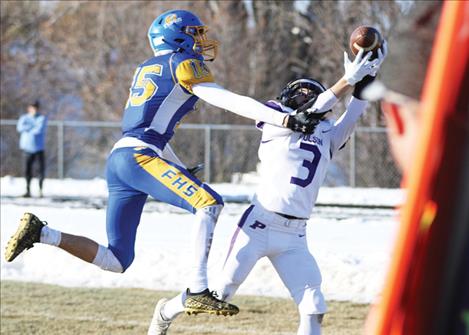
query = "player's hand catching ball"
xmin=369 ymin=40 xmax=388 ymax=77
xmin=353 ymin=42 xmax=388 ymax=100
xmin=283 ymin=112 xmax=321 ymax=134
xmin=343 ymin=48 xmax=378 ymax=86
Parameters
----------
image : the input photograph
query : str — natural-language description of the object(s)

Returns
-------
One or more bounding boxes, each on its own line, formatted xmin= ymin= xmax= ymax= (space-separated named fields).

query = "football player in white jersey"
xmin=148 ymin=42 xmax=387 ymax=335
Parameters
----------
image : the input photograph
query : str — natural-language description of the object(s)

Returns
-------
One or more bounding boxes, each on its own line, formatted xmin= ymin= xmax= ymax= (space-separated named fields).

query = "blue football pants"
xmin=105 ymin=146 xmax=223 ymax=270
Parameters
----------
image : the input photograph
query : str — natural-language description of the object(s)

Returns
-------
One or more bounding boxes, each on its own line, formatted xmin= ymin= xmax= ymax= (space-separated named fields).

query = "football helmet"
xmin=278 ymin=78 xmax=330 ymax=113
xmin=148 ymin=10 xmax=218 ymax=61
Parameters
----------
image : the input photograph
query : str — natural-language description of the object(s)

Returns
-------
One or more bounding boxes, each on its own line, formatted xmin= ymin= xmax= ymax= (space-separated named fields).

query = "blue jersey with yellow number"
xmin=122 ymin=51 xmax=213 ymax=150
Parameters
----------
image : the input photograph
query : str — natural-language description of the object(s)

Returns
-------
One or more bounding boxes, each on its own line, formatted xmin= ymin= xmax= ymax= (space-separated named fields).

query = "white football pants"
xmin=214 ymin=203 xmax=327 ymax=321
xmin=158 ymin=203 xmax=326 ymax=335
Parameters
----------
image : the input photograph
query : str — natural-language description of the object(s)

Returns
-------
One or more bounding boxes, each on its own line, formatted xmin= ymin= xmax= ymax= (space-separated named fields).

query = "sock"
xmin=188 ymin=205 xmax=222 ymax=293
xmin=298 ymin=314 xmax=322 ymax=335
xmin=39 ymin=226 xmax=61 ymax=246
xmin=161 ymin=291 xmax=186 ymax=320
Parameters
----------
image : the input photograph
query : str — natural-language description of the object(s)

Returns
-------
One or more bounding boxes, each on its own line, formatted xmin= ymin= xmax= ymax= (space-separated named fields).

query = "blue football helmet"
xmin=148 ymin=10 xmax=218 ymax=61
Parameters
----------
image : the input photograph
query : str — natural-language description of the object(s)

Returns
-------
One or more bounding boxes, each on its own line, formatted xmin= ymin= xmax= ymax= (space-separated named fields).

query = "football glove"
xmin=187 ymin=164 xmax=204 ymax=177
xmin=343 ymin=48 xmax=378 ymax=86
xmin=285 ymin=112 xmax=321 ymax=134
xmin=370 ymin=41 xmax=388 ymax=77
xmin=353 ymin=42 xmax=388 ymax=99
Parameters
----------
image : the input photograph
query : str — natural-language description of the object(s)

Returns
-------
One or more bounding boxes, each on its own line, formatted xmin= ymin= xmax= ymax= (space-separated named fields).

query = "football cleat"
xmin=4 ymin=212 xmax=45 ymax=262
xmin=148 ymin=298 xmax=172 ymax=335
xmin=184 ymin=289 xmax=239 ymax=316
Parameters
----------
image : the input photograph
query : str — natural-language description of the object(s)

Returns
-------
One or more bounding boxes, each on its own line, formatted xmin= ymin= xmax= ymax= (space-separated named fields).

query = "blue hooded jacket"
xmin=17 ymin=113 xmax=47 ymax=153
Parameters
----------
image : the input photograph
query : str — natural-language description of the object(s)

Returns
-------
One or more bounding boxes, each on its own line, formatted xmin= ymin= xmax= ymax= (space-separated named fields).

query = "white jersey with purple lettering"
xmin=155 ymin=90 xmax=370 ymax=335
xmin=254 ymin=95 xmax=368 ymax=219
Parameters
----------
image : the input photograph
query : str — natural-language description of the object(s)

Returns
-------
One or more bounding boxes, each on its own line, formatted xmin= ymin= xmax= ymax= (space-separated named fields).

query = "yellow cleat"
xmin=5 ymin=212 xmax=45 ymax=262
xmin=184 ymin=289 xmax=239 ymax=316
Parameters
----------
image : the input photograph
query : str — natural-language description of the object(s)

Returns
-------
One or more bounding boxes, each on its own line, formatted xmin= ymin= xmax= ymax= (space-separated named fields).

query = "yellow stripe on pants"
xmin=134 ymin=153 xmax=218 ymax=209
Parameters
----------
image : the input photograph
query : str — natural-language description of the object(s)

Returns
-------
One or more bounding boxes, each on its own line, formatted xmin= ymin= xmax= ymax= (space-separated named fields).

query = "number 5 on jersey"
xmin=126 ymin=64 xmax=163 ymax=107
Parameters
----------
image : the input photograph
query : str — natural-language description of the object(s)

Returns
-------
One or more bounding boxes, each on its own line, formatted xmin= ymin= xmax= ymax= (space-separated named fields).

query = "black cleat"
xmin=184 ymin=289 xmax=239 ymax=316
xmin=5 ymin=212 xmax=45 ymax=262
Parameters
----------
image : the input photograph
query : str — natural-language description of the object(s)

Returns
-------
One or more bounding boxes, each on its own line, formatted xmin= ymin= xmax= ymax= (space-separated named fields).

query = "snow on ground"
xmin=0 ymin=177 xmax=401 ymax=303
xmin=0 ymin=176 xmax=404 ymax=207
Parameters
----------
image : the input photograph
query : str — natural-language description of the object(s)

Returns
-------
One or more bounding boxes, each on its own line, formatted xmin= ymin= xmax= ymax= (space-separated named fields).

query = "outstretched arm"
xmin=329 ymin=78 xmax=353 ymax=99
xmin=330 ymin=42 xmax=388 ymax=154
xmin=177 ymin=58 xmax=316 ymax=133
xmin=193 ymin=83 xmax=319 ymax=133
xmin=307 ymin=79 xmax=350 ymax=115
xmin=175 ymin=58 xmax=288 ymax=128
xmin=330 ymin=97 xmax=368 ymax=154
xmin=192 ymin=82 xmax=287 ymax=126
xmin=307 ymin=48 xmax=381 ymax=114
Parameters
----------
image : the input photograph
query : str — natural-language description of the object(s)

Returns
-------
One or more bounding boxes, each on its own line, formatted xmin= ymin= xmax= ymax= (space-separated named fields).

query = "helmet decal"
xmin=163 ymin=14 xmax=182 ymax=28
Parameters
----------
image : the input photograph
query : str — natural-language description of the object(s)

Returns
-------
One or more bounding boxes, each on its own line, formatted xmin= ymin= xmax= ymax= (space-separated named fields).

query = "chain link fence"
xmin=0 ymin=119 xmax=401 ymax=187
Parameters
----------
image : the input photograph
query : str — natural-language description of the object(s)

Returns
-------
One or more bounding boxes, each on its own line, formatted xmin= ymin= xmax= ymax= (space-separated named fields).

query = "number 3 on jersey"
xmin=290 ymin=142 xmax=321 ymax=188
xmin=126 ymin=64 xmax=163 ymax=107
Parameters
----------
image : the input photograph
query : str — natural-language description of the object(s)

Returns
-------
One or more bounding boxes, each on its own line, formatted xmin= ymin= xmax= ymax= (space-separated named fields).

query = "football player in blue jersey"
xmin=4 ymin=9 xmax=373 ymax=318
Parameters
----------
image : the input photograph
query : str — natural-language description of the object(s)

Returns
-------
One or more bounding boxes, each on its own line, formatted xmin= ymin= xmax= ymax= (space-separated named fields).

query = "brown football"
xmin=349 ymin=26 xmax=383 ymax=59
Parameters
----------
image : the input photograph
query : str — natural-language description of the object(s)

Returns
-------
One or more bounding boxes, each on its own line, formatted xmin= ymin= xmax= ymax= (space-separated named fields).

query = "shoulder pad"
xmin=175 ymin=58 xmax=214 ymax=94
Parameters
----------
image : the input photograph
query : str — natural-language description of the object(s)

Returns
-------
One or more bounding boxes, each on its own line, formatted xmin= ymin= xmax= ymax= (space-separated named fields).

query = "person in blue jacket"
xmin=16 ymin=101 xmax=47 ymax=197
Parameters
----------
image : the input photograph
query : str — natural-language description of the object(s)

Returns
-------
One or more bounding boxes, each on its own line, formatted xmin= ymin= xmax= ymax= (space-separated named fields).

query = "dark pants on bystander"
xmin=24 ymin=151 xmax=45 ymax=196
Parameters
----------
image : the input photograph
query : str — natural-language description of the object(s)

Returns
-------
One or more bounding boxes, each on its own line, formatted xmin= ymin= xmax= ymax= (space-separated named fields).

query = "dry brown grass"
xmin=0 ymin=281 xmax=369 ymax=334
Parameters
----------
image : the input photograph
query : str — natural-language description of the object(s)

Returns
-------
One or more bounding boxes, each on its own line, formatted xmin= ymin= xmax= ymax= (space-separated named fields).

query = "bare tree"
xmin=1 ymin=1 xmax=419 ymax=185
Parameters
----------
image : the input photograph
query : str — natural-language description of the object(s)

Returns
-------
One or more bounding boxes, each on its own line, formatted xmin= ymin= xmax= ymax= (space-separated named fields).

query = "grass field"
xmin=0 ymin=281 xmax=369 ymax=334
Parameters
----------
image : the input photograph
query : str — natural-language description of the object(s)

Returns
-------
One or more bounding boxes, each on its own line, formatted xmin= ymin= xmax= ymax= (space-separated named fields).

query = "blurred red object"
xmin=367 ymin=1 xmax=469 ymax=335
